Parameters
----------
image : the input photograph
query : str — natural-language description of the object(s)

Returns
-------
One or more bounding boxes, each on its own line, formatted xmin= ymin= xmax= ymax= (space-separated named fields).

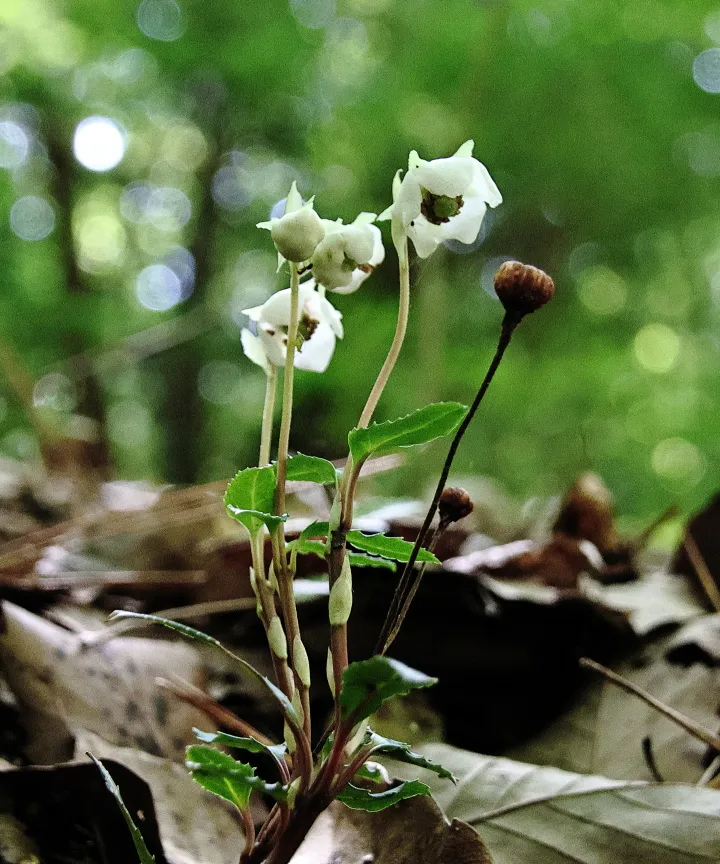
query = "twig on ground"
xmin=683 ymin=532 xmax=720 ymax=613
xmin=641 ymin=735 xmax=665 ymax=783
xmin=580 ymin=657 xmax=720 ymax=752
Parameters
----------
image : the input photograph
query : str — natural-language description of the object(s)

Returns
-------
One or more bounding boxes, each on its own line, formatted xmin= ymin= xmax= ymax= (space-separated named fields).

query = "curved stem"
xmin=268 ymin=264 xmax=312 ymax=750
xmin=357 ymin=235 xmax=410 ymax=429
xmin=239 ymin=806 xmax=256 ymax=863
xmin=259 ymin=365 xmax=278 ymax=467
xmin=376 ymin=312 xmax=519 ymax=655
xmin=274 ymin=264 xmax=300 ymax=515
xmin=325 ymin=236 xmax=412 ymax=706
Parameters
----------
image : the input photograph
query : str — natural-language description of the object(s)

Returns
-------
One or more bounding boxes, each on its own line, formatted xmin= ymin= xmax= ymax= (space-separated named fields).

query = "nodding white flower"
xmin=311 ymin=213 xmax=385 ymax=294
xmin=257 ymin=181 xmax=325 ymax=264
xmin=241 ymin=283 xmax=343 ymax=374
xmin=378 ymin=140 xmax=502 ymax=260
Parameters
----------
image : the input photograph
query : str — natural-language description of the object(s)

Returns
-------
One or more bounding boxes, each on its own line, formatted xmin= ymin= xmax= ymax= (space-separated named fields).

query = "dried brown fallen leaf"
xmin=75 ymin=730 xmax=245 ymax=864
xmin=0 ymin=758 xmax=168 ymax=864
xmin=291 ymin=795 xmax=491 ymax=864
xmin=0 ymin=600 xmax=206 ymax=762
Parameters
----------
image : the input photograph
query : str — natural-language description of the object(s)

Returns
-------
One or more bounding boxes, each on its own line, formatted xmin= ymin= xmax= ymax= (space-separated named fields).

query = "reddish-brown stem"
xmin=246 ymin=793 xmax=332 ymax=864
xmin=239 ymin=808 xmax=256 ymax=863
xmin=157 ymin=678 xmax=275 ymax=748
xmin=331 ymin=743 xmax=376 ymax=795
xmin=376 ymin=312 xmax=520 ymax=655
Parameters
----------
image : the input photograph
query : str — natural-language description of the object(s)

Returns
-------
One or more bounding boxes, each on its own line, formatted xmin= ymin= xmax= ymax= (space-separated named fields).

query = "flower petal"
xmin=408 ymin=150 xmax=424 ymax=171
xmin=352 ymin=212 xmax=377 ymax=226
xmin=453 ymin=139 xmax=474 ymax=158
xmin=285 ymin=181 xmax=302 ymax=213
xmin=241 ymin=329 xmax=269 ymax=373
xmin=407 ymin=217 xmax=441 ymax=259
xmin=440 ymin=196 xmax=488 ymax=245
xmin=295 ymin=321 xmax=336 ymax=373
xmin=470 ymin=160 xmax=503 ymax=208
xmin=258 ymin=324 xmax=287 ymax=367
xmin=319 ymin=295 xmax=344 ymax=338
xmin=394 ymin=173 xmax=423 ymax=228
xmin=342 ymin=225 xmax=375 ymax=264
xmin=242 ymin=302 xmax=265 ymax=321
xmin=412 ymin=157 xmax=474 ymax=197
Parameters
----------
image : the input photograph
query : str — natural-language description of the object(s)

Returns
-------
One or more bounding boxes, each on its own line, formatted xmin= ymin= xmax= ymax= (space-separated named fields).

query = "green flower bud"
xmin=270 ymin=207 xmax=325 ymax=262
xmin=329 ymin=554 xmax=353 ymax=626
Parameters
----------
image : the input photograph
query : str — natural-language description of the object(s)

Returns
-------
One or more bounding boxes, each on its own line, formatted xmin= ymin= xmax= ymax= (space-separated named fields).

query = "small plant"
xmin=93 ymin=142 xmax=553 ymax=864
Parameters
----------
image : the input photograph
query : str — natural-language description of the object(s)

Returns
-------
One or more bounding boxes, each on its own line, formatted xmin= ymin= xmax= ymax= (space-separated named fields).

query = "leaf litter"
xmin=1 ymin=467 xmax=720 ymax=862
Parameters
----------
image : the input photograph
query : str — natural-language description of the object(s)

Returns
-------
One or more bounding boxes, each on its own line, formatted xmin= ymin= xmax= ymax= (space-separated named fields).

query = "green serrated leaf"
xmin=337 ymin=779 xmax=430 ymax=812
xmin=109 ymin=613 xmax=301 ymax=730
xmin=186 ymin=745 xmax=287 ymax=809
xmin=287 ymin=520 xmax=329 ymax=557
xmin=88 ymin=754 xmax=155 ymax=864
xmin=365 ymin=730 xmax=456 ymax=782
xmin=346 ymin=531 xmax=440 ymax=565
xmin=224 ymin=466 xmax=286 ymax=534
xmin=193 ymin=729 xmax=287 ymax=765
xmin=286 ymin=453 xmax=338 ymax=486
xmin=340 ymin=656 xmax=437 ymax=723
xmin=348 ymin=552 xmax=397 ymax=571
xmin=354 ymin=762 xmax=387 ymax=783
xmin=348 ymin=403 xmax=467 ymax=466
xmin=295 ymin=539 xmax=326 ymax=558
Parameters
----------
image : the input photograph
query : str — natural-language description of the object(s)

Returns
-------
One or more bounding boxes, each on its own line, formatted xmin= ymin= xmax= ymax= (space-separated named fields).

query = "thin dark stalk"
xmin=376 ymin=312 xmax=520 ymax=654
xmin=383 ymin=521 xmax=453 ymax=649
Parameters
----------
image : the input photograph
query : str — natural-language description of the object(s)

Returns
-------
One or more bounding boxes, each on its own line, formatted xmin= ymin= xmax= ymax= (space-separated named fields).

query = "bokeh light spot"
xmin=146 ymin=186 xmax=191 ymax=232
xmin=651 ymin=437 xmax=704 ymax=486
xmin=577 ymin=265 xmax=627 ymax=315
xmin=136 ymin=0 xmax=184 ymax=41
xmin=212 ymin=164 xmax=252 ymax=211
xmin=677 ymin=130 xmax=720 ymax=177
xmin=108 ymin=401 xmax=152 ymax=447
xmin=162 ymin=124 xmax=207 ymax=171
xmin=1 ymin=430 xmax=40 ymax=462
xmin=10 ymin=196 xmax=55 ymax=241
xmin=290 ymin=0 xmax=336 ymax=29
xmin=164 ymin=246 xmax=195 ymax=299
xmin=73 ymin=117 xmax=126 ymax=172
xmin=136 ymin=264 xmax=182 ymax=311
xmin=693 ymin=48 xmax=720 ymax=94
xmin=633 ymin=323 xmax=680 ymax=373
xmin=33 ymin=373 xmax=76 ymax=413
xmin=76 ymin=212 xmax=126 ymax=273
xmin=198 ymin=361 xmax=242 ymax=404
xmin=0 ymin=121 xmax=29 ymax=169
xmin=704 ymin=11 xmax=720 ymax=43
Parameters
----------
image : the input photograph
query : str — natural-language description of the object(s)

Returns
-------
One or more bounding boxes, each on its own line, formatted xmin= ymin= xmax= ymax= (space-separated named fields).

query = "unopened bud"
xmin=328 ymin=554 xmax=353 ymax=626
xmin=267 ymin=615 xmax=288 ymax=660
xmin=493 ymin=261 xmax=554 ymax=317
xmin=271 ymin=208 xmax=325 ymax=262
xmin=438 ymin=487 xmax=474 ymax=525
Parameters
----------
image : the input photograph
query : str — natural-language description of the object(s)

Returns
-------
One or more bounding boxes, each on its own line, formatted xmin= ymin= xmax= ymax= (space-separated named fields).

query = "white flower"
xmin=311 ymin=213 xmax=385 ymax=294
xmin=242 ymin=283 xmax=343 ymax=374
xmin=378 ymin=140 xmax=502 ymax=259
xmin=257 ymin=181 xmax=325 ymax=264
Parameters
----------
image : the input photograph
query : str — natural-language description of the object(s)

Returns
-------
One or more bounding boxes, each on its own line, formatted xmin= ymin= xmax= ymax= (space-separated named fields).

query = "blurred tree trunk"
xmin=45 ymin=120 xmax=113 ymax=481
xmin=158 ymin=80 xmax=225 ymax=484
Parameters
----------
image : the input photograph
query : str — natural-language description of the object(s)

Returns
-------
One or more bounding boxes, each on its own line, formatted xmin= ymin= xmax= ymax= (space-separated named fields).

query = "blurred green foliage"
xmin=1 ymin=0 xmax=720 ymax=523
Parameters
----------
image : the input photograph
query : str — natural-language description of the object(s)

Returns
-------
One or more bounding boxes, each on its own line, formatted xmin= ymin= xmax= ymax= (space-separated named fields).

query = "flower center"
xmin=420 ymin=190 xmax=464 ymax=225
xmin=297 ymin=309 xmax=319 ymax=347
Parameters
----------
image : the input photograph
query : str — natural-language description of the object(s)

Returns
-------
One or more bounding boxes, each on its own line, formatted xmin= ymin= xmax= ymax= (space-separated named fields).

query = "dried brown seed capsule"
xmin=493 ymin=261 xmax=555 ymax=316
xmin=438 ymin=487 xmax=474 ymax=525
